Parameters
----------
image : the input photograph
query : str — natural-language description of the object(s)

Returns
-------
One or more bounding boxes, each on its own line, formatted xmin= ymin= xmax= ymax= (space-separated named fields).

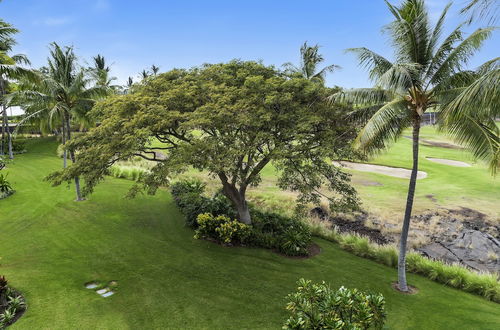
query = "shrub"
xmin=0 ymin=174 xmax=13 ymax=199
xmin=11 ymin=139 xmax=26 ymax=153
xmin=0 ymin=308 xmax=16 ymax=328
xmin=252 ymin=210 xmax=312 ymax=256
xmin=171 ymin=181 xmax=312 ymax=256
xmin=7 ymin=295 xmax=26 ymax=312
xmin=171 ymin=180 xmax=235 ymax=227
xmin=284 ymin=278 xmax=386 ymax=330
xmin=194 ymin=213 xmax=251 ymax=245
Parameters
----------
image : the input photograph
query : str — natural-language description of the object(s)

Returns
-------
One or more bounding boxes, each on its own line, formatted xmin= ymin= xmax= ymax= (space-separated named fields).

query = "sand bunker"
xmin=426 ymin=157 xmax=471 ymax=167
xmin=334 ymin=161 xmax=428 ymax=179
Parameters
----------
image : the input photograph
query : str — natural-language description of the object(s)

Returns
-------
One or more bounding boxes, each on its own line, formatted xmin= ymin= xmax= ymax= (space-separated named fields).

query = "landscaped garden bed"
xmin=0 ymin=276 xmax=26 ymax=329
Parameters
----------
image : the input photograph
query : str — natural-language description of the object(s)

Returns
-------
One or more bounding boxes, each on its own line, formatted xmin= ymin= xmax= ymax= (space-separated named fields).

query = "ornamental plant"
xmin=194 ymin=213 xmax=251 ymax=245
xmin=283 ymin=278 xmax=386 ymax=329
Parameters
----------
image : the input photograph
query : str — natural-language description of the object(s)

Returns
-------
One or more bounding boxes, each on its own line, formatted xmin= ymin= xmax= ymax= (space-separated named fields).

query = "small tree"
xmin=284 ymin=279 xmax=386 ymax=330
xmin=48 ymin=61 xmax=358 ymax=224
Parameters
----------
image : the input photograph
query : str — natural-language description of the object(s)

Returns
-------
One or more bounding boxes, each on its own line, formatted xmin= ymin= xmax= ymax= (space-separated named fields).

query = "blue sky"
xmin=2 ymin=0 xmax=499 ymax=91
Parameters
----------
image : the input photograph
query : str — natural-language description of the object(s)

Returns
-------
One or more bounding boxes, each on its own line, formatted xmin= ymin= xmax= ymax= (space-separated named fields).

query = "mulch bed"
xmin=391 ymin=282 xmax=419 ymax=295
xmin=277 ymin=243 xmax=322 ymax=260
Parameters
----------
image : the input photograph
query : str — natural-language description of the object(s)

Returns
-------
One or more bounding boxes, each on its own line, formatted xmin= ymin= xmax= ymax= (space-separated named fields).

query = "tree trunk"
xmin=62 ymin=125 xmax=67 ymax=168
xmin=7 ymin=108 xmax=13 ymax=160
xmin=65 ymin=114 xmax=83 ymax=201
xmin=236 ymin=202 xmax=251 ymax=225
xmin=218 ymin=173 xmax=252 ymax=224
xmin=1 ymin=106 xmax=12 ymax=159
xmin=397 ymin=116 xmax=421 ymax=292
xmin=0 ymin=81 xmax=5 ymax=156
xmin=0 ymin=106 xmax=5 ymax=156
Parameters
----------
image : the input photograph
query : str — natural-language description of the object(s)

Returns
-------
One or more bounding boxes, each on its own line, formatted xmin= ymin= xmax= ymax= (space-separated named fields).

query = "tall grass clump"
xmin=108 ymin=165 xmax=148 ymax=182
xmin=305 ymin=217 xmax=500 ymax=303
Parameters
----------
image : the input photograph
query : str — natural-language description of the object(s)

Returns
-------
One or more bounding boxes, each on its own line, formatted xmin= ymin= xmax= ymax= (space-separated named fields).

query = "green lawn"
xmin=1 ymin=138 xmax=499 ymax=329
xmin=352 ymin=126 xmax=499 ymax=219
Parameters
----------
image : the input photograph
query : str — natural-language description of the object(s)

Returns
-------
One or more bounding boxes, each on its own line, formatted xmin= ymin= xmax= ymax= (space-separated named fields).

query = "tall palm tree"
xmin=139 ymin=69 xmax=150 ymax=80
xmin=17 ymin=43 xmax=106 ymax=201
xmin=283 ymin=42 xmax=340 ymax=83
xmin=333 ymin=0 xmax=498 ymax=292
xmin=0 ymin=19 xmax=33 ymax=159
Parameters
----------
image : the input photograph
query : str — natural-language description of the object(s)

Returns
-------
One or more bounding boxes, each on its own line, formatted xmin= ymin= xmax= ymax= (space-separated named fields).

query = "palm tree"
xmin=333 ymin=0 xmax=498 ymax=292
xmin=0 ymin=19 xmax=33 ymax=159
xmin=150 ymin=64 xmax=160 ymax=75
xmin=90 ymin=54 xmax=118 ymax=93
xmin=283 ymin=42 xmax=340 ymax=83
xmin=17 ymin=43 xmax=106 ymax=201
xmin=461 ymin=0 xmax=499 ymax=24
xmin=139 ymin=69 xmax=150 ymax=80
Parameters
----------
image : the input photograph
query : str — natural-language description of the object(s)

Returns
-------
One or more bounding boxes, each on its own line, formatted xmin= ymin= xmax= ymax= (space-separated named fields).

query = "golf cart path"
xmin=426 ymin=157 xmax=471 ymax=167
xmin=334 ymin=161 xmax=428 ymax=179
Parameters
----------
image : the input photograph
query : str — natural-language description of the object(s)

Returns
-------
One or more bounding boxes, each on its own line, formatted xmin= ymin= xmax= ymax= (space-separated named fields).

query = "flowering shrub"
xmin=195 ymin=213 xmax=251 ymax=245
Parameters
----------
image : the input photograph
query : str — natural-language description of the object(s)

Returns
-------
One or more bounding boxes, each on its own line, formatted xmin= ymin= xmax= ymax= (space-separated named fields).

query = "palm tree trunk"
xmin=61 ymin=125 xmax=67 ymax=168
xmin=65 ymin=113 xmax=83 ymax=201
xmin=0 ymin=107 xmax=5 ymax=156
xmin=0 ymin=81 xmax=5 ymax=157
xmin=6 ymin=107 xmax=13 ymax=160
xmin=1 ymin=106 xmax=12 ymax=159
xmin=397 ymin=116 xmax=421 ymax=292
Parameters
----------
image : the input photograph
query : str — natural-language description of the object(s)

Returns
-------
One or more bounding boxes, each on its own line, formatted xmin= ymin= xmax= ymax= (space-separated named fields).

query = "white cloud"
xmin=38 ymin=17 xmax=72 ymax=26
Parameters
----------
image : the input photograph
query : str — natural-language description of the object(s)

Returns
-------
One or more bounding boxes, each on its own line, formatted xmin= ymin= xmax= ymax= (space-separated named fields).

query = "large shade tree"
xmin=283 ymin=42 xmax=340 ymax=84
xmin=333 ymin=0 xmax=498 ymax=292
xmin=18 ymin=43 xmax=106 ymax=200
xmin=48 ymin=61 xmax=359 ymax=223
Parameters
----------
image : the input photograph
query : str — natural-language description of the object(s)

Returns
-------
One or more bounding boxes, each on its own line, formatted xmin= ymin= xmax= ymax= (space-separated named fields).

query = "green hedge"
xmin=170 ymin=180 xmax=312 ymax=256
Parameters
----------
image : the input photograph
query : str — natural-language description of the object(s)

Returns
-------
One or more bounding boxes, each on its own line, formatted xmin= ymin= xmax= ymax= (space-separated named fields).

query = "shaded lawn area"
xmin=1 ymin=138 xmax=499 ymax=329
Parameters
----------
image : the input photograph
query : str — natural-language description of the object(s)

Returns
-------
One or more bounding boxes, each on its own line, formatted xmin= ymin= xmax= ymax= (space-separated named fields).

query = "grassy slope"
xmin=1 ymin=138 xmax=499 ymax=329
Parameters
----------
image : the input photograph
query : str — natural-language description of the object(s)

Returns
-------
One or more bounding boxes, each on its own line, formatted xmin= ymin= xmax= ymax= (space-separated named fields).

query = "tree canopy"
xmin=48 ymin=60 xmax=359 ymax=223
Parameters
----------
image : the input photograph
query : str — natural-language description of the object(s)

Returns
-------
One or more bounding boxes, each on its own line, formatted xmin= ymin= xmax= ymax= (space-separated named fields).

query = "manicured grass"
xmin=1 ymin=138 xmax=499 ymax=329
xmin=353 ymin=126 xmax=500 ymax=219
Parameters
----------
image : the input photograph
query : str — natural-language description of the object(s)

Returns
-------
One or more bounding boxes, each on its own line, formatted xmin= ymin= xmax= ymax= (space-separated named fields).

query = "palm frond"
xmin=429 ymin=27 xmax=495 ymax=87
xmin=461 ymin=0 xmax=499 ymax=24
xmin=427 ymin=2 xmax=452 ymax=59
xmin=346 ymin=48 xmax=393 ymax=82
xmin=354 ymin=97 xmax=411 ymax=154
xmin=330 ymin=88 xmax=394 ymax=106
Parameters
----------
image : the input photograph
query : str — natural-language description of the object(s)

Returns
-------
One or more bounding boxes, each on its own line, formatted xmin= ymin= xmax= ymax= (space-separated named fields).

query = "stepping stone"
xmin=85 ymin=283 xmax=98 ymax=289
xmin=96 ymin=289 xmax=108 ymax=295
xmin=101 ymin=291 xmax=115 ymax=298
